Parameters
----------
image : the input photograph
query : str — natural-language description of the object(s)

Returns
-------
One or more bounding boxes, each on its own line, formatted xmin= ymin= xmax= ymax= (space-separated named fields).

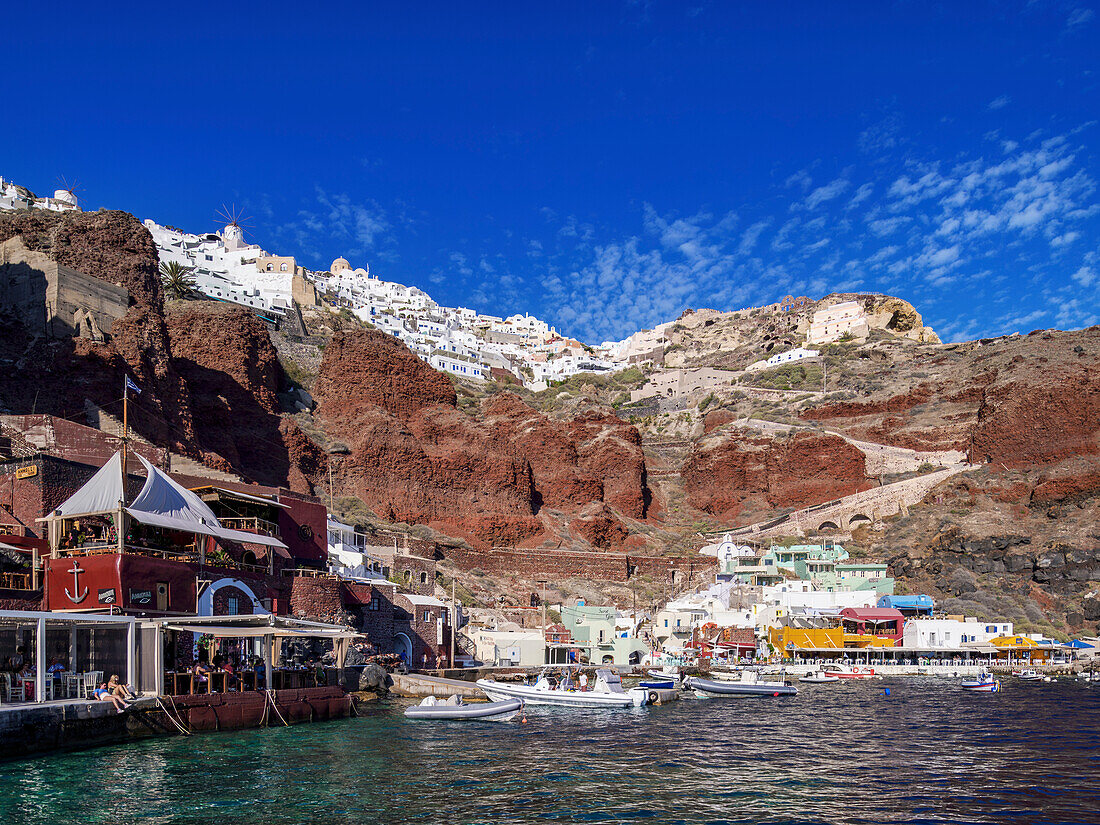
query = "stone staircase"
xmin=84 ymin=399 xmax=242 ymax=483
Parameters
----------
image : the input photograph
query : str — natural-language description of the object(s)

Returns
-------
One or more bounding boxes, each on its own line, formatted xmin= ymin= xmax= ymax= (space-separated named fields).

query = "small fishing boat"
xmin=639 ymin=677 xmax=677 ymax=689
xmin=477 ymin=669 xmax=648 ymax=708
xmin=960 ymin=671 xmax=1000 ymax=693
xmin=1015 ymin=669 xmax=1043 ymax=681
xmin=799 ymin=671 xmax=840 ymax=684
xmin=647 ymin=667 xmax=681 ymax=680
xmin=821 ymin=663 xmax=878 ymax=680
xmin=404 ymin=695 xmax=524 ymax=721
xmin=687 ymin=670 xmax=797 ymax=698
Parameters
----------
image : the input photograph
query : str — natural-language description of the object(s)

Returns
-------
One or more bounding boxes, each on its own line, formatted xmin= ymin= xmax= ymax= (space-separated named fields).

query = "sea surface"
xmin=2 ymin=678 xmax=1098 ymax=824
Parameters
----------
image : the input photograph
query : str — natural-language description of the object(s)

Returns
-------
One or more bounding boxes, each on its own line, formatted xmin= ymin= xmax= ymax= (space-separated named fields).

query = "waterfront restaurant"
xmin=0 ymin=609 xmax=137 ymax=703
xmin=141 ymin=613 xmax=363 ymax=697
xmin=40 ymin=452 xmax=290 ymax=616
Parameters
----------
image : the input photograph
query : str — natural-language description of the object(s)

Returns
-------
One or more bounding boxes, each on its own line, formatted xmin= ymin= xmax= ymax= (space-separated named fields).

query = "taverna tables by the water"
xmin=0 ymin=610 xmax=138 ymax=705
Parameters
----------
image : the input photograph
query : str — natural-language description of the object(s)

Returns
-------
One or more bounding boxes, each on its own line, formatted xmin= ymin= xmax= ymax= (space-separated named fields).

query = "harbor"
xmin=3 ymin=679 xmax=1098 ymax=824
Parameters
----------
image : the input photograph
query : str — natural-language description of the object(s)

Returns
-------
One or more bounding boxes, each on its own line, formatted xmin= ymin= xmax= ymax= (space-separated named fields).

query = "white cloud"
xmin=1067 ymin=8 xmax=1095 ymax=27
xmin=1072 ymin=265 xmax=1096 ymax=288
xmin=987 ymin=95 xmax=1010 ymax=111
xmin=800 ymin=178 xmax=851 ymax=210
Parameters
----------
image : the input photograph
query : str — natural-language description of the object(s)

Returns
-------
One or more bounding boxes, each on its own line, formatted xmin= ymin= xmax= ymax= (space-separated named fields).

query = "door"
xmin=156 ymin=582 xmax=169 ymax=612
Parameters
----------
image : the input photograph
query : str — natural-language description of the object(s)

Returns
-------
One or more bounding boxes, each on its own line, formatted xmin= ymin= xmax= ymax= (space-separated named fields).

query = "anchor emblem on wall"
xmin=65 ymin=561 xmax=88 ymax=603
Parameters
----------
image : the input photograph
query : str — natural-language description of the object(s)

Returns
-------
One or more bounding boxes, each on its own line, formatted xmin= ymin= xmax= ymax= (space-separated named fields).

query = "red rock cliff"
xmin=682 ymin=428 xmax=872 ymax=522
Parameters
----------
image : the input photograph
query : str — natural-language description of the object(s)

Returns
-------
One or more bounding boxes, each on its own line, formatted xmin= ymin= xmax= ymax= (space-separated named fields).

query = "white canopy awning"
xmin=129 ymin=455 xmax=288 ymax=551
xmin=47 ymin=452 xmax=125 ymax=519
xmin=161 ymin=624 xmax=362 ymax=640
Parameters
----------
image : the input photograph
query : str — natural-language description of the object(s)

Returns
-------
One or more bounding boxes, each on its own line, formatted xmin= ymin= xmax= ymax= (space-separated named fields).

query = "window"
xmin=367 ymin=596 xmax=380 ymax=612
xmin=423 ymin=611 xmax=431 ymax=622
xmin=280 ymin=263 xmax=288 ymax=271
xmin=420 ymin=571 xmax=427 ymax=584
xmin=226 ymin=596 xmax=240 ymax=614
xmin=664 ymin=619 xmax=668 ymax=628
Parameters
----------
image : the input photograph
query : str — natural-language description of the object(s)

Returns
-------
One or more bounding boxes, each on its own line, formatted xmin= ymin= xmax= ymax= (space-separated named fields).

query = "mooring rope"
xmin=157 ymin=696 xmax=192 ymax=736
xmin=266 ymin=689 xmax=290 ymax=727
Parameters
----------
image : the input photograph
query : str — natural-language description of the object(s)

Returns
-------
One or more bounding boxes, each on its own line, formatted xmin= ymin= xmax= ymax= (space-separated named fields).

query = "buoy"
xmin=881 ymin=688 xmax=891 ymax=697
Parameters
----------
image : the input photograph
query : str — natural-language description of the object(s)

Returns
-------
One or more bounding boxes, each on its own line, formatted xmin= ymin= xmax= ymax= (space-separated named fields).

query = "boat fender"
xmin=647 ymin=690 xmax=659 ymax=705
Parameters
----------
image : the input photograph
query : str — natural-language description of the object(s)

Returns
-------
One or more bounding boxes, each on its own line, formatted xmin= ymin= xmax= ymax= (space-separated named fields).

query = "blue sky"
xmin=5 ymin=1 xmax=1099 ymax=343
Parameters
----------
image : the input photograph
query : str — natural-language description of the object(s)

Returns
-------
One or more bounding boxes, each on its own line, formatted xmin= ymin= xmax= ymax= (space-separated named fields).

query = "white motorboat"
xmin=821 ymin=663 xmax=878 ymax=680
xmin=960 ymin=671 xmax=1000 ymax=693
xmin=1015 ymin=669 xmax=1043 ymax=681
xmin=687 ymin=670 xmax=797 ymax=698
xmin=799 ymin=671 xmax=840 ymax=683
xmin=477 ymin=669 xmax=648 ymax=708
xmin=404 ymin=695 xmax=523 ymax=721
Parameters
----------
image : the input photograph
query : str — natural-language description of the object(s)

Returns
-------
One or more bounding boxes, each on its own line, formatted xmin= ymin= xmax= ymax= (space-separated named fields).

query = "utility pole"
xmin=450 ymin=578 xmax=456 ymax=669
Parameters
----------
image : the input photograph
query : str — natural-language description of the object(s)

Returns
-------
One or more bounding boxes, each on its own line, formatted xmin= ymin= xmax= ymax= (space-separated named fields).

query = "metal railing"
xmin=219 ymin=517 xmax=281 ymax=539
xmin=0 ymin=572 xmax=33 ymax=590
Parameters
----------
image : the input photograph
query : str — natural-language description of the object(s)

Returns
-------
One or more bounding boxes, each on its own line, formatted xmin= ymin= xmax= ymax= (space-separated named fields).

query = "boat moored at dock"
xmin=687 ymin=671 xmax=798 ymax=698
xmin=477 ymin=669 xmax=648 ymax=708
xmin=404 ymin=695 xmax=523 ymax=721
xmin=960 ymin=671 xmax=1000 ymax=692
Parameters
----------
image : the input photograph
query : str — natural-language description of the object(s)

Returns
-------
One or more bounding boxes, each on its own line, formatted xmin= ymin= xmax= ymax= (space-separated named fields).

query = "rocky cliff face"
xmin=0 ymin=209 xmax=196 ymax=452
xmin=0 ymin=211 xmax=319 ymax=492
xmin=312 ymin=328 xmax=651 ymax=547
xmin=682 ymin=427 xmax=872 ymax=522
xmin=0 ymin=209 xmax=162 ymax=305
xmin=164 ymin=302 xmax=319 ymax=492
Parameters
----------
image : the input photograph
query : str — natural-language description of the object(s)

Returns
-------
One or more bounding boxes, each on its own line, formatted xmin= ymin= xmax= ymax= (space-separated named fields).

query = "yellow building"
xmin=769 ymin=626 xmax=898 ymax=652
xmin=990 ymin=635 xmax=1054 ymax=662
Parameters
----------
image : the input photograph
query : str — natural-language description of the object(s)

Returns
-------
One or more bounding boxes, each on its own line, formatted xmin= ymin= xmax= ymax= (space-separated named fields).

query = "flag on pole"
xmin=124 ymin=376 xmax=141 ymax=396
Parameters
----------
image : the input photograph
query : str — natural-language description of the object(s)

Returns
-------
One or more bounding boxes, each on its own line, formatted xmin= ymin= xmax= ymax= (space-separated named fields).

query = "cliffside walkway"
xmin=734 ymin=417 xmax=968 ymax=475
xmin=715 ymin=465 xmax=971 ymax=540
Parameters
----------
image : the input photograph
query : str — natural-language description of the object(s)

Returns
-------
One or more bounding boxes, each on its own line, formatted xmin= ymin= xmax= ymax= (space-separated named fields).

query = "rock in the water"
xmin=358 ymin=663 xmax=392 ymax=693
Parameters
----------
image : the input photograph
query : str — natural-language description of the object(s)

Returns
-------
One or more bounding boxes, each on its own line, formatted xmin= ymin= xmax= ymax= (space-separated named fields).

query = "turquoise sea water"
xmin=2 ymin=679 xmax=1098 ymax=824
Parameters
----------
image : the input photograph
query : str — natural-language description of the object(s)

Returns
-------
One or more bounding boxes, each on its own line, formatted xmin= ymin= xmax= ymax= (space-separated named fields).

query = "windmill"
xmin=215 ymin=203 xmax=254 ymax=234
xmin=53 ymin=175 xmax=83 ymax=209
xmin=215 ymin=203 xmax=254 ymax=251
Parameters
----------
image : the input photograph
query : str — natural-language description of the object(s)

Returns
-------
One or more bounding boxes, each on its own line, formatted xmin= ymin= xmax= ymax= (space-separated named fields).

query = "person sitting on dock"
xmin=93 ymin=681 xmax=130 ymax=713
xmin=107 ymin=674 xmax=137 ymax=702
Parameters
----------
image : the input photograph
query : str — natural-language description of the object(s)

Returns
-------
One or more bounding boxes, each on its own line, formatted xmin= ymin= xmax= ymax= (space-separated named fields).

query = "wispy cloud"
xmin=987 ymin=95 xmax=1011 ymax=111
xmin=1067 ymin=7 xmax=1095 ymax=27
xmin=509 ymin=123 xmax=1100 ymax=344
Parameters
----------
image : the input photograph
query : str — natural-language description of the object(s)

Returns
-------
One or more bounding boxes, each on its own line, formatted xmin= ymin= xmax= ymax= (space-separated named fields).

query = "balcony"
xmin=54 ymin=543 xmax=270 ymax=575
xmin=219 ymin=517 xmax=281 ymax=539
xmin=0 ymin=572 xmax=33 ymax=590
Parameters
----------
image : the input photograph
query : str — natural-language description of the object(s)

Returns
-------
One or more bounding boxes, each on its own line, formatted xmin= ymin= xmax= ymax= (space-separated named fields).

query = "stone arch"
xmin=818 ymin=520 xmax=841 ymax=532
xmin=847 ymin=513 xmax=872 ymax=529
xmin=394 ymin=632 xmax=413 ymax=664
xmin=196 ymin=577 xmax=267 ymax=617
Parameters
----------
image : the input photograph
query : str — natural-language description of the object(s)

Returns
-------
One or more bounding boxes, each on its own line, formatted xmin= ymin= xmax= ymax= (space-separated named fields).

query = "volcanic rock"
xmin=682 ymin=428 xmax=872 ymax=522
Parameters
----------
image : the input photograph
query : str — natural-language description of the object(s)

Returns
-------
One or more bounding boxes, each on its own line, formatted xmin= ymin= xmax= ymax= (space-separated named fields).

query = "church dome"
xmin=331 ymin=257 xmax=351 ymax=273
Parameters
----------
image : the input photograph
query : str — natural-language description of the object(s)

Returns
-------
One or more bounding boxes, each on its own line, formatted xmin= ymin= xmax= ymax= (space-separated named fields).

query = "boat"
xmin=638 ymin=677 xmax=677 ymax=689
xmin=799 ymin=671 xmax=840 ymax=683
xmin=404 ymin=695 xmax=523 ymax=721
xmin=1015 ymin=669 xmax=1043 ymax=681
xmin=960 ymin=671 xmax=1000 ymax=693
xmin=820 ymin=663 xmax=878 ymax=680
xmin=686 ymin=671 xmax=798 ymax=698
xmin=646 ymin=668 xmax=681 ymax=680
xmin=476 ymin=669 xmax=648 ymax=708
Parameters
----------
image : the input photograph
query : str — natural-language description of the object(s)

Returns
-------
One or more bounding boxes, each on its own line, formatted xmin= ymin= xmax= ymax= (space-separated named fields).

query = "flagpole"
xmin=121 ymin=375 xmax=129 ymax=486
